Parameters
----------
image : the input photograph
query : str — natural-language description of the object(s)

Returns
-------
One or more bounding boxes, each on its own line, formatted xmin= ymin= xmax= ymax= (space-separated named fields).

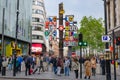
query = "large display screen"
xmin=32 ymin=43 xmax=42 ymax=52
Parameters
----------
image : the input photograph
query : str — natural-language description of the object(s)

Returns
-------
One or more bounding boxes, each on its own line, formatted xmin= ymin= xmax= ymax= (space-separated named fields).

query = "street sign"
xmin=44 ymin=30 xmax=49 ymax=36
xmin=53 ymin=30 xmax=57 ymax=36
xmin=64 ymin=41 xmax=78 ymax=47
xmin=104 ymin=49 xmax=110 ymax=51
xmin=70 ymin=25 xmax=78 ymax=31
xmin=102 ymin=35 xmax=112 ymax=42
xmin=58 ymin=25 xmax=64 ymax=31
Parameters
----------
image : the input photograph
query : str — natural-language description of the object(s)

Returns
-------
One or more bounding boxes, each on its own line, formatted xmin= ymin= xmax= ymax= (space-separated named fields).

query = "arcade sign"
xmin=58 ymin=25 xmax=64 ymax=31
xmin=64 ymin=40 xmax=78 ymax=47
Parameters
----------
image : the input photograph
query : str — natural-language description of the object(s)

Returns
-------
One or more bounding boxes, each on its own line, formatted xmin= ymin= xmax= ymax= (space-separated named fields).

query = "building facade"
xmin=106 ymin=0 xmax=120 ymax=58
xmin=32 ymin=0 xmax=46 ymax=55
xmin=0 ymin=0 xmax=32 ymax=56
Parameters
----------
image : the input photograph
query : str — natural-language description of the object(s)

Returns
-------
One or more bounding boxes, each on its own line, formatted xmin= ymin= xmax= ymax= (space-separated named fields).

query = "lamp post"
xmin=103 ymin=0 xmax=111 ymax=80
xmin=59 ymin=3 xmax=64 ymax=58
xmin=13 ymin=0 xmax=19 ymax=76
xmin=113 ymin=0 xmax=117 ymax=80
xmin=1 ymin=8 xmax=5 ymax=56
xmin=78 ymin=33 xmax=83 ymax=79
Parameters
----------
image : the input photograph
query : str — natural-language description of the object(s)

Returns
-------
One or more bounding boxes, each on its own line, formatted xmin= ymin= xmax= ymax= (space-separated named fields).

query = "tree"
xmin=77 ymin=16 xmax=105 ymax=52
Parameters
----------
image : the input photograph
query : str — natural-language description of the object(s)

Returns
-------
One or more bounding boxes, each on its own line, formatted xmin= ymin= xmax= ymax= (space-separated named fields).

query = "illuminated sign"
xmin=65 ymin=26 xmax=70 ymax=31
xmin=32 ymin=43 xmax=42 ymax=52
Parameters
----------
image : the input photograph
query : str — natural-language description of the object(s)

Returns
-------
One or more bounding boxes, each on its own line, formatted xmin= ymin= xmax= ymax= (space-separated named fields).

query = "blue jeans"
xmin=53 ymin=66 xmax=57 ymax=74
xmin=8 ymin=63 xmax=12 ymax=70
xmin=64 ymin=67 xmax=70 ymax=76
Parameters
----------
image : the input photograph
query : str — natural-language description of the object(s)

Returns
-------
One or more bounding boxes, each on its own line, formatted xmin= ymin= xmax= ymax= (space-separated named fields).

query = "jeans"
xmin=92 ymin=68 xmax=96 ymax=76
xmin=57 ymin=67 xmax=61 ymax=75
xmin=8 ymin=63 xmax=12 ymax=70
xmin=53 ymin=66 xmax=57 ymax=74
xmin=64 ymin=67 xmax=70 ymax=76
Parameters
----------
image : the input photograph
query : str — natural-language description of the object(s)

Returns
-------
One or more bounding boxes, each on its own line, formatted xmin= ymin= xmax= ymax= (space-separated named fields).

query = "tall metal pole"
xmin=1 ymin=8 xmax=5 ymax=56
xmin=80 ymin=46 xmax=82 ymax=79
xmin=103 ymin=0 xmax=111 ymax=80
xmin=13 ymin=0 xmax=19 ymax=76
xmin=113 ymin=0 xmax=117 ymax=80
xmin=78 ymin=33 xmax=83 ymax=79
xmin=112 ymin=30 xmax=116 ymax=80
xmin=59 ymin=3 xmax=64 ymax=58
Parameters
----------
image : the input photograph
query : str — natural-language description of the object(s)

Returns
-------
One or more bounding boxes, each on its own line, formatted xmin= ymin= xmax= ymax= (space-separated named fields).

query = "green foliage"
xmin=77 ymin=16 xmax=105 ymax=51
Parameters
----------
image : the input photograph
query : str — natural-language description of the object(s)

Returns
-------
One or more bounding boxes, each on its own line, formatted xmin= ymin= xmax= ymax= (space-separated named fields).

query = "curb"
xmin=0 ymin=76 xmax=56 ymax=80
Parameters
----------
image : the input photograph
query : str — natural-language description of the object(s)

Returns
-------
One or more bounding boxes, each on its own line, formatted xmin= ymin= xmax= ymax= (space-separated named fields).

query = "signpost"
xmin=102 ymin=35 xmax=112 ymax=42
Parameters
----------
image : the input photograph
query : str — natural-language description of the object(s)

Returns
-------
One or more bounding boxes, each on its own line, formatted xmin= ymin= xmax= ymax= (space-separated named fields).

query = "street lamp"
xmin=13 ymin=0 xmax=19 ymax=76
xmin=1 ymin=8 xmax=5 ymax=56
xmin=103 ymin=0 xmax=111 ymax=80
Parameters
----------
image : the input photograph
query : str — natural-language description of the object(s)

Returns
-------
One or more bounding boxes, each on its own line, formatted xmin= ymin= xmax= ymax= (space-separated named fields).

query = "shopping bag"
xmin=30 ymin=68 xmax=33 ymax=74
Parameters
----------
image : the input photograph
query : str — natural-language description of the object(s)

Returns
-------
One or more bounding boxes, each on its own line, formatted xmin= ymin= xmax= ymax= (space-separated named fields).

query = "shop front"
xmin=0 ymin=36 xmax=30 ymax=57
xmin=31 ymin=43 xmax=42 ymax=55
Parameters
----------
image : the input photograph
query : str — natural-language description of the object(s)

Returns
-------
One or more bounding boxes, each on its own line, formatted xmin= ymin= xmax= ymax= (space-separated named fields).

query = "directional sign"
xmin=64 ymin=41 xmax=78 ymax=47
xmin=53 ymin=30 xmax=57 ymax=36
xmin=102 ymin=35 xmax=112 ymax=42
xmin=59 ymin=25 xmax=64 ymax=31
xmin=65 ymin=26 xmax=70 ymax=31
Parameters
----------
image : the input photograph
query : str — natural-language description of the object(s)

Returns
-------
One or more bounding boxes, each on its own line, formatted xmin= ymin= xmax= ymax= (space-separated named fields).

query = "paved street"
xmin=0 ymin=64 xmax=120 ymax=80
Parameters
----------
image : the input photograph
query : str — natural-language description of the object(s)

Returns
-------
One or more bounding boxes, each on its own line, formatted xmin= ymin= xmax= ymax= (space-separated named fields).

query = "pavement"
xmin=0 ymin=64 xmax=120 ymax=80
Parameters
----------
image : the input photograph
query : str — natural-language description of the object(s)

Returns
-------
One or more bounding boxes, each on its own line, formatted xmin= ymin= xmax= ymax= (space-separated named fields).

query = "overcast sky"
xmin=44 ymin=0 xmax=104 ymax=26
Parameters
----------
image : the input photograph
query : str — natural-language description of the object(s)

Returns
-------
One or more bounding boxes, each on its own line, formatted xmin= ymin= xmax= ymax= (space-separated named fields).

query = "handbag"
xmin=2 ymin=61 xmax=8 ymax=67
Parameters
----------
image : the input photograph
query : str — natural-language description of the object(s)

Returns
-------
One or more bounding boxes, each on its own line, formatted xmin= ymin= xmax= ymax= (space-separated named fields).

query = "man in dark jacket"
xmin=100 ymin=57 xmax=105 ymax=75
xmin=50 ymin=56 xmax=57 ymax=74
xmin=25 ymin=55 xmax=32 ymax=76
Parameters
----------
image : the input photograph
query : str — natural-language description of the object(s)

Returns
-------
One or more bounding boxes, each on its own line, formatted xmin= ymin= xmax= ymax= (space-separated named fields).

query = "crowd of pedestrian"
xmin=0 ymin=53 xmax=109 ymax=80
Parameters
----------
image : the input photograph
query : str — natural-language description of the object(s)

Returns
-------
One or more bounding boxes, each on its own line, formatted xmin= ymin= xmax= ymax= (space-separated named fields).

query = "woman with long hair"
xmin=72 ymin=57 xmax=79 ymax=80
xmin=84 ymin=57 xmax=92 ymax=79
xmin=91 ymin=56 xmax=96 ymax=76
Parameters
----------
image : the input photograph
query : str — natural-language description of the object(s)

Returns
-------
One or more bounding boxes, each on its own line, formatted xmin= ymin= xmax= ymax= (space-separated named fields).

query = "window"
xmin=32 ymin=18 xmax=39 ymax=22
xmin=32 ymin=23 xmax=44 ymax=27
xmin=39 ymin=18 xmax=44 ymax=23
xmin=33 ymin=0 xmax=44 ymax=7
xmin=32 ymin=9 xmax=43 ymax=14
xmin=32 ymin=35 xmax=43 ymax=40
xmin=32 ymin=26 xmax=43 ymax=31
xmin=32 ymin=9 xmax=36 ymax=13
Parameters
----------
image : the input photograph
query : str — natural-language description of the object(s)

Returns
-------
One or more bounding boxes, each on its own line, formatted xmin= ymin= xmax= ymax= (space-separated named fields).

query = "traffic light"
xmin=83 ymin=42 xmax=87 ymax=46
xmin=116 ymin=37 xmax=120 ymax=45
xmin=78 ymin=42 xmax=82 ymax=46
xmin=79 ymin=33 xmax=83 ymax=42
xmin=78 ymin=41 xmax=87 ymax=46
